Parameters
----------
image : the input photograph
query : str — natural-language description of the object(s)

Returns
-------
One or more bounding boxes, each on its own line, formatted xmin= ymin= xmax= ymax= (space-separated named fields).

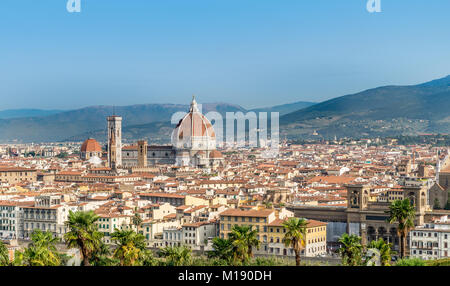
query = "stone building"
xmin=288 ymin=184 xmax=431 ymax=253
xmin=80 ymin=138 xmax=102 ymax=160
xmin=118 ymin=97 xmax=224 ymax=169
xmin=0 ymin=167 xmax=37 ymax=185
xmin=429 ymin=154 xmax=450 ymax=209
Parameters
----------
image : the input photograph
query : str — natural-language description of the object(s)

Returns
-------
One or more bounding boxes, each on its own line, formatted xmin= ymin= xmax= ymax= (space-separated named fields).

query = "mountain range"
xmin=0 ymin=101 xmax=316 ymax=143
xmin=0 ymin=109 xmax=64 ymax=119
xmin=0 ymin=75 xmax=448 ymax=143
xmin=280 ymin=75 xmax=450 ymax=139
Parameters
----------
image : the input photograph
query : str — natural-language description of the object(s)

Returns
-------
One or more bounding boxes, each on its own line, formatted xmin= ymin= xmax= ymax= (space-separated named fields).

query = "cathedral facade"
xmin=108 ymin=97 xmax=224 ymax=169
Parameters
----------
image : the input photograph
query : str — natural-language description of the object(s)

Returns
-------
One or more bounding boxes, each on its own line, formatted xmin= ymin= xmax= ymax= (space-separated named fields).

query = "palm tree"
xmin=228 ymin=225 xmax=260 ymax=264
xmin=132 ymin=212 xmax=143 ymax=233
xmin=64 ymin=210 xmax=103 ymax=266
xmin=0 ymin=241 xmax=10 ymax=266
xmin=140 ymin=249 xmax=157 ymax=266
xmin=158 ymin=245 xmax=192 ymax=266
xmin=111 ymin=229 xmax=147 ymax=266
xmin=386 ymin=199 xmax=415 ymax=258
xmin=208 ymin=237 xmax=233 ymax=263
xmin=367 ymin=238 xmax=393 ymax=266
xmin=89 ymin=241 xmax=116 ymax=266
xmin=337 ymin=233 xmax=363 ymax=266
xmin=282 ymin=217 xmax=307 ymax=266
xmin=21 ymin=230 xmax=61 ymax=266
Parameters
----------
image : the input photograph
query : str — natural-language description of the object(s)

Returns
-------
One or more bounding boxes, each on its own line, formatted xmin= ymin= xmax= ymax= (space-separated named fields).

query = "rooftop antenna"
xmin=113 ymin=105 xmax=116 ymax=116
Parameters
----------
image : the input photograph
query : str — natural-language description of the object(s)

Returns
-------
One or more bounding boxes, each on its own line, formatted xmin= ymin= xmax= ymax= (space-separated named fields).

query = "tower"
xmin=347 ymin=184 xmax=370 ymax=210
xmin=137 ymin=140 xmax=148 ymax=167
xmin=107 ymin=116 xmax=122 ymax=169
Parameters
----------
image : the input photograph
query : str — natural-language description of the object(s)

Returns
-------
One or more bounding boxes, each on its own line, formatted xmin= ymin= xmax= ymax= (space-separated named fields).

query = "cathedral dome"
xmin=172 ymin=97 xmax=216 ymax=150
xmin=81 ymin=138 xmax=102 ymax=153
xmin=209 ymin=150 xmax=223 ymax=159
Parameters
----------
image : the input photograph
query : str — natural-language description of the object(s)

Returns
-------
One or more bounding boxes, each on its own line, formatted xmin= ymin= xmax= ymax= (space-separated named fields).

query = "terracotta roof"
xmin=220 ymin=209 xmax=274 ymax=218
xmin=81 ymin=138 xmax=102 ymax=152
xmin=268 ymin=218 xmax=327 ymax=228
xmin=140 ymin=192 xmax=185 ymax=199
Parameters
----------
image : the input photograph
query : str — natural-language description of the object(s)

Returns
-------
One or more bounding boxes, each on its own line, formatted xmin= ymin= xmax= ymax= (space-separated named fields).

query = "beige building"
xmin=0 ymin=167 xmax=37 ymax=185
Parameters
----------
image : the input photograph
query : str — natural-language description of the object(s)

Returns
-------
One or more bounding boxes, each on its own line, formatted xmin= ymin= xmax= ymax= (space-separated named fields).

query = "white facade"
xmin=0 ymin=203 xmax=20 ymax=239
xmin=181 ymin=221 xmax=217 ymax=250
xmin=410 ymin=216 xmax=450 ymax=260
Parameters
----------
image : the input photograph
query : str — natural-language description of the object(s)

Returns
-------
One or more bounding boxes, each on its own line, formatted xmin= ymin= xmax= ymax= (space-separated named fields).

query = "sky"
xmin=0 ymin=0 xmax=449 ymax=110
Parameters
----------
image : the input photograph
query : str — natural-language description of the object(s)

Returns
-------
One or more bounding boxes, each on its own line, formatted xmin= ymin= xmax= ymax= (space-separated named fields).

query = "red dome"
xmin=175 ymin=112 xmax=216 ymax=140
xmin=81 ymin=138 xmax=102 ymax=152
xmin=209 ymin=150 xmax=223 ymax=158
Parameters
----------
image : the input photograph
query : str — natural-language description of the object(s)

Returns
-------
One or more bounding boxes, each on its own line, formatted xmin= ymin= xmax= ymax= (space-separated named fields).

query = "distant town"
xmin=1 ymin=98 xmax=449 ymax=267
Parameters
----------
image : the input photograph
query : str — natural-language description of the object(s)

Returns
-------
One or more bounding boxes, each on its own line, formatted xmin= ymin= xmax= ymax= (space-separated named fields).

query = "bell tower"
xmin=137 ymin=140 xmax=148 ymax=167
xmin=107 ymin=115 xmax=122 ymax=169
xmin=347 ymin=184 xmax=370 ymax=210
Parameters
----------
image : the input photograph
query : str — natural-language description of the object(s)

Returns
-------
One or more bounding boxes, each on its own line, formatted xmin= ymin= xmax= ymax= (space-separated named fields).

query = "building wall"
xmin=0 ymin=169 xmax=37 ymax=184
xmin=410 ymin=229 xmax=450 ymax=260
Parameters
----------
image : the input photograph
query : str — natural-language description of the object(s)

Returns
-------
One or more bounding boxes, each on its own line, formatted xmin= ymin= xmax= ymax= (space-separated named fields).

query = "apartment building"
xmin=141 ymin=203 xmax=176 ymax=221
xmin=181 ymin=221 xmax=218 ymax=250
xmin=266 ymin=218 xmax=327 ymax=257
xmin=0 ymin=167 xmax=37 ymax=184
xmin=219 ymin=208 xmax=327 ymax=257
xmin=143 ymin=218 xmax=180 ymax=247
xmin=410 ymin=215 xmax=450 ymax=260
xmin=163 ymin=226 xmax=182 ymax=247
xmin=22 ymin=195 xmax=76 ymax=239
xmin=0 ymin=201 xmax=21 ymax=239
xmin=95 ymin=213 xmax=133 ymax=244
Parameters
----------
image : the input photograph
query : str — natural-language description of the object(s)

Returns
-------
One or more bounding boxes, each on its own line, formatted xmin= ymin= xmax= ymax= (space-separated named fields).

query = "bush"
xmin=249 ymin=257 xmax=295 ymax=266
xmin=395 ymin=258 xmax=426 ymax=266
xmin=425 ymin=258 xmax=450 ymax=266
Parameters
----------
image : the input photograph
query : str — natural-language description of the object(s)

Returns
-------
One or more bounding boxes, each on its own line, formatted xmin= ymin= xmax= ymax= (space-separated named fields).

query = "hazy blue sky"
xmin=0 ymin=0 xmax=449 ymax=110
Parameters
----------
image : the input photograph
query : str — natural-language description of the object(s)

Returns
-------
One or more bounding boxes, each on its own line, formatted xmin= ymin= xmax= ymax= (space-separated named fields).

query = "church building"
xmin=111 ymin=97 xmax=224 ymax=169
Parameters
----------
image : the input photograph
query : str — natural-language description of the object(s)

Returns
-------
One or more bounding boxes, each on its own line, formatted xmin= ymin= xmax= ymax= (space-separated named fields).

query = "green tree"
xmin=0 ymin=241 xmax=10 ymax=266
xmin=56 ymin=152 xmax=69 ymax=159
xmin=228 ymin=225 xmax=260 ymax=265
xmin=386 ymin=199 xmax=415 ymax=258
xmin=282 ymin=217 xmax=307 ymax=266
xmin=20 ymin=230 xmax=61 ymax=266
xmin=395 ymin=257 xmax=426 ymax=266
xmin=208 ymin=237 xmax=233 ymax=263
xmin=158 ymin=246 xmax=192 ymax=266
xmin=89 ymin=241 xmax=117 ymax=266
xmin=337 ymin=233 xmax=363 ymax=266
xmin=111 ymin=229 xmax=147 ymax=266
xmin=140 ymin=249 xmax=158 ymax=266
xmin=367 ymin=238 xmax=393 ymax=266
xmin=132 ymin=212 xmax=143 ymax=232
xmin=64 ymin=210 xmax=103 ymax=266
